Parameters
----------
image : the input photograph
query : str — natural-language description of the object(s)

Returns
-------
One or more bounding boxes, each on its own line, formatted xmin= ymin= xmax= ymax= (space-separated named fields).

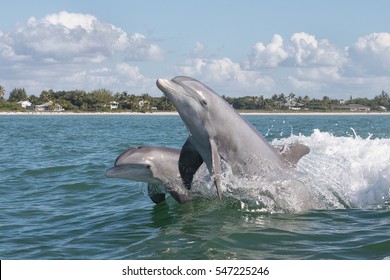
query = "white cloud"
xmin=0 ymin=11 xmax=165 ymax=95
xmin=127 ymin=33 xmax=165 ymax=61
xmin=0 ymin=11 xmax=165 ymax=64
xmin=289 ymin=32 xmax=346 ymax=67
xmin=288 ymin=76 xmax=323 ymax=91
xmin=207 ymin=57 xmax=242 ymax=82
xmin=247 ymin=34 xmax=288 ymax=68
xmin=2 ymin=11 xmax=390 ymax=100
xmin=177 ymin=54 xmax=275 ymax=96
xmin=62 ymin=68 xmax=119 ymax=89
xmin=179 ymin=58 xmax=207 ymax=77
xmin=177 ymin=33 xmax=390 ymax=98
xmin=42 ymin=11 xmax=96 ymax=32
xmin=115 ymin=62 xmax=153 ymax=89
xmin=193 ymin=41 xmax=205 ymax=54
xmin=246 ymin=32 xmax=346 ymax=70
xmin=347 ymin=32 xmax=390 ymax=75
xmin=353 ymin=32 xmax=390 ymax=54
xmin=240 ymin=32 xmax=351 ymax=97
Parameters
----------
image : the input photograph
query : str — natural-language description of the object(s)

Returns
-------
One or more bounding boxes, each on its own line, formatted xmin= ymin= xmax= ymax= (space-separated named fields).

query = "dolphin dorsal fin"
xmin=179 ymin=138 xmax=204 ymax=189
xmin=279 ymin=143 xmax=310 ymax=166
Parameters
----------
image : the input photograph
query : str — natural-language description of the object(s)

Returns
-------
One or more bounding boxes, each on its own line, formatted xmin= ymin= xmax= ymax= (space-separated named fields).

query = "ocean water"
xmin=0 ymin=114 xmax=389 ymax=259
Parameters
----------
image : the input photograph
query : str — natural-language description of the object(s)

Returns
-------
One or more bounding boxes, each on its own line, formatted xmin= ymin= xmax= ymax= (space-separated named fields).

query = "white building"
xmin=17 ymin=100 xmax=32 ymax=108
xmin=35 ymin=101 xmax=53 ymax=111
xmin=110 ymin=101 xmax=119 ymax=110
xmin=35 ymin=101 xmax=64 ymax=111
xmin=340 ymin=104 xmax=371 ymax=111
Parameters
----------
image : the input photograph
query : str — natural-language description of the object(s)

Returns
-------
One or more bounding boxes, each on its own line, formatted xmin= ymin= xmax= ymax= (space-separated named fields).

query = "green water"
xmin=1 ymin=115 xmax=389 ymax=259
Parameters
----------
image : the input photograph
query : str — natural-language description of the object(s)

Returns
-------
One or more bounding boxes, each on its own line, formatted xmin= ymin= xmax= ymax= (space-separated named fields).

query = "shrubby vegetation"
xmin=0 ymin=84 xmax=389 ymax=112
xmin=0 ymin=87 xmax=175 ymax=112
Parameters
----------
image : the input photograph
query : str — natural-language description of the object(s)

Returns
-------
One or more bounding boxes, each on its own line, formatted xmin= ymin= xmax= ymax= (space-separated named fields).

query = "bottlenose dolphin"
xmin=106 ymin=144 xmax=307 ymax=204
xmin=105 ymin=146 xmax=192 ymax=204
xmin=156 ymin=76 xmax=309 ymax=199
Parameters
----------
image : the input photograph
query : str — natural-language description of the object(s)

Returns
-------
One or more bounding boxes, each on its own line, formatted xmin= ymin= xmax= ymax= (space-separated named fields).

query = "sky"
xmin=1 ymin=0 xmax=390 ymax=99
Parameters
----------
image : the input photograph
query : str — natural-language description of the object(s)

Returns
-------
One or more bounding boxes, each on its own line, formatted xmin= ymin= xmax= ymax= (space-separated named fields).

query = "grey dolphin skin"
xmin=105 ymin=146 xmax=192 ymax=204
xmin=106 ymin=144 xmax=306 ymax=204
xmin=156 ymin=76 xmax=309 ymax=199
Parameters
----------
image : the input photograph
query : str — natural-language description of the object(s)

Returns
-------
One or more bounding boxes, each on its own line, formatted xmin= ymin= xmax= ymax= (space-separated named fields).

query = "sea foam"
xmin=274 ymin=129 xmax=390 ymax=210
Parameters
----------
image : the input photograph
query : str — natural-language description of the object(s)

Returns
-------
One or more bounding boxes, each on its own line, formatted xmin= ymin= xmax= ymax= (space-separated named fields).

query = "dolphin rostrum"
xmin=156 ymin=76 xmax=309 ymax=199
xmin=105 ymin=146 xmax=192 ymax=204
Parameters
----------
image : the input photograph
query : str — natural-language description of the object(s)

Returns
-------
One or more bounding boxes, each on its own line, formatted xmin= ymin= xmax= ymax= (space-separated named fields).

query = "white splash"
xmin=190 ymin=129 xmax=390 ymax=213
xmin=141 ymin=129 xmax=390 ymax=213
xmin=273 ymin=129 xmax=390 ymax=210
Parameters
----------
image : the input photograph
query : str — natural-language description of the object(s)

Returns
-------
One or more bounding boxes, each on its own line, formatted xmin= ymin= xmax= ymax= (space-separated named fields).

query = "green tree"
xmin=0 ymin=85 xmax=5 ymax=99
xmin=28 ymin=95 xmax=39 ymax=105
xmin=8 ymin=88 xmax=28 ymax=102
xmin=322 ymin=96 xmax=330 ymax=110
xmin=39 ymin=89 xmax=55 ymax=103
xmin=156 ymin=95 xmax=174 ymax=111
xmin=373 ymin=90 xmax=390 ymax=107
xmin=140 ymin=93 xmax=152 ymax=111
xmin=71 ymin=90 xmax=87 ymax=108
xmin=288 ymin=92 xmax=296 ymax=102
xmin=86 ymin=89 xmax=113 ymax=111
xmin=277 ymin=93 xmax=286 ymax=103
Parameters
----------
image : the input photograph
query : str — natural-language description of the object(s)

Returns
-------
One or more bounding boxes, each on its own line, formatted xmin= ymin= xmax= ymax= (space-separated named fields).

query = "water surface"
xmin=1 ymin=114 xmax=389 ymax=259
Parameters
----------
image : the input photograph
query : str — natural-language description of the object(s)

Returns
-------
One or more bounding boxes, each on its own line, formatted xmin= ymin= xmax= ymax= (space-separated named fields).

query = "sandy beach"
xmin=0 ymin=111 xmax=179 ymax=116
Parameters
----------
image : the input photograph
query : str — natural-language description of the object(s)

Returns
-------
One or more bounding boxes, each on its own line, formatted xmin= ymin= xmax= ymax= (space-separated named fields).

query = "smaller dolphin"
xmin=105 ymin=146 xmax=192 ymax=204
xmin=106 ymin=144 xmax=308 ymax=205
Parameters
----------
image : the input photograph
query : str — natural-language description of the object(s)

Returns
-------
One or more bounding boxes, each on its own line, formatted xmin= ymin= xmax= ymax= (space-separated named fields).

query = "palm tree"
xmin=0 ymin=85 xmax=5 ymax=99
xmin=288 ymin=92 xmax=296 ymax=102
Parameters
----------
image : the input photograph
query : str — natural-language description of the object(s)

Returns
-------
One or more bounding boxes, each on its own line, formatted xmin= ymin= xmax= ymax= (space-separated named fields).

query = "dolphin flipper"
xmin=179 ymin=138 xmax=204 ymax=189
xmin=147 ymin=184 xmax=166 ymax=204
xmin=279 ymin=143 xmax=310 ymax=166
xmin=210 ymin=139 xmax=223 ymax=199
xmin=165 ymin=181 xmax=192 ymax=204
xmin=148 ymin=182 xmax=192 ymax=204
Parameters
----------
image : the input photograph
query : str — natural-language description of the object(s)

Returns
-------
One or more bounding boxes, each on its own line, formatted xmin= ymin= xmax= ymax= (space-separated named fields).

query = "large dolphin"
xmin=156 ymin=76 xmax=309 ymax=199
xmin=105 ymin=146 xmax=192 ymax=204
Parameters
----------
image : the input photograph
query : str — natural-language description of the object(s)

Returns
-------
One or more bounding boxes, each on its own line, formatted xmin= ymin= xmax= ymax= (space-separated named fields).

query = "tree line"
xmin=0 ymin=85 xmax=389 ymax=112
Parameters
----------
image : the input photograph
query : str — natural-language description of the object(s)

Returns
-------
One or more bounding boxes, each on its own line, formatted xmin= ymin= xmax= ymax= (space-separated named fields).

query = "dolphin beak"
xmin=156 ymin=78 xmax=174 ymax=99
xmin=156 ymin=78 xmax=187 ymax=99
xmin=104 ymin=167 xmax=117 ymax=178
xmin=156 ymin=78 xmax=171 ymax=92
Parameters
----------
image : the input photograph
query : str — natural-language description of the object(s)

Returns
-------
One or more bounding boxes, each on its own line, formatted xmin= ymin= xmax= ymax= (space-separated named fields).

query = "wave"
xmin=187 ymin=129 xmax=390 ymax=213
xmin=271 ymin=129 xmax=390 ymax=211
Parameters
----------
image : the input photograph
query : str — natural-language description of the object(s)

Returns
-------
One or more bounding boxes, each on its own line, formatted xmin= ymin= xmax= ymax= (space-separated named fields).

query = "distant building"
xmin=35 ymin=101 xmax=52 ymax=111
xmin=282 ymin=100 xmax=304 ymax=110
xmin=17 ymin=100 xmax=32 ymax=109
xmin=53 ymin=104 xmax=65 ymax=112
xmin=35 ymin=101 xmax=64 ymax=111
xmin=110 ymin=101 xmax=119 ymax=110
xmin=139 ymin=100 xmax=148 ymax=108
xmin=339 ymin=104 xmax=371 ymax=111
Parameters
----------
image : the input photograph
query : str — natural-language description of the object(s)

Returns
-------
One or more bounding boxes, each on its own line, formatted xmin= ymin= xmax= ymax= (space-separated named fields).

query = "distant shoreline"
xmin=0 ymin=111 xmax=178 ymax=116
xmin=1 ymin=111 xmax=390 ymax=116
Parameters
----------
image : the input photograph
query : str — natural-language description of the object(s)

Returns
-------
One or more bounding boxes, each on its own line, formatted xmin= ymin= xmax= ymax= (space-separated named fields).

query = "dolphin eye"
xmin=201 ymin=99 xmax=208 ymax=106
xmin=146 ymin=164 xmax=151 ymax=169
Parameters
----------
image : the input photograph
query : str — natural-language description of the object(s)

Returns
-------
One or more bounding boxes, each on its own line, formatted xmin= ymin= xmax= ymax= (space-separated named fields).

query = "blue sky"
xmin=1 ymin=0 xmax=390 ymax=98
